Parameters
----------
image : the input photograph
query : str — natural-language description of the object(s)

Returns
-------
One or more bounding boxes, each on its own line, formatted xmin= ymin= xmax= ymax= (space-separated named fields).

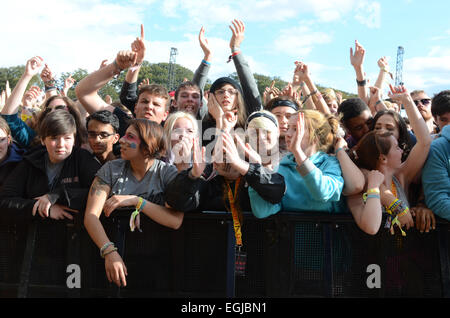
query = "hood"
xmin=0 ymin=142 xmax=26 ymax=167
xmin=441 ymin=124 xmax=450 ymax=141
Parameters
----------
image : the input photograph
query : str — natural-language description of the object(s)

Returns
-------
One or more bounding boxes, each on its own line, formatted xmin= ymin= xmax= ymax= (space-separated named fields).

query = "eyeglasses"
xmin=413 ymin=99 xmax=431 ymax=106
xmin=215 ymin=88 xmax=238 ymax=96
xmin=87 ymin=131 xmax=115 ymax=139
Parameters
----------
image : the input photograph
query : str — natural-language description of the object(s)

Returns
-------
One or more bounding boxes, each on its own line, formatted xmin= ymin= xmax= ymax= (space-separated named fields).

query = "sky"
xmin=1 ymin=0 xmax=450 ymax=97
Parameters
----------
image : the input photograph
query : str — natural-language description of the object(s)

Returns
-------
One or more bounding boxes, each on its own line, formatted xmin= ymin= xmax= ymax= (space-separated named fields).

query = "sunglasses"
xmin=48 ymin=105 xmax=69 ymax=111
xmin=215 ymin=88 xmax=238 ymax=96
xmin=87 ymin=131 xmax=115 ymax=139
xmin=413 ymin=99 xmax=431 ymax=106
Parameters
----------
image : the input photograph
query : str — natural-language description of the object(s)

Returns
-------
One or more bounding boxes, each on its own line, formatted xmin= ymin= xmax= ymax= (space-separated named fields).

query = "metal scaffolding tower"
xmin=395 ymin=46 xmax=404 ymax=86
xmin=168 ymin=47 xmax=178 ymax=91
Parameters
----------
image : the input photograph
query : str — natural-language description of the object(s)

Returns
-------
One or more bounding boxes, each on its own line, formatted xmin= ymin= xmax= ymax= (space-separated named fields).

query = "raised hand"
xmin=5 ymin=81 xmax=11 ymax=100
xmin=115 ymin=50 xmax=138 ymax=70
xmin=40 ymin=64 xmax=54 ymax=83
xmin=138 ymin=78 xmax=150 ymax=91
xmin=293 ymin=61 xmax=310 ymax=83
xmin=229 ymin=19 xmax=245 ymax=49
xmin=191 ymin=137 xmax=206 ymax=178
xmin=0 ymin=90 xmax=6 ymax=110
xmin=207 ymin=92 xmax=224 ymax=122
xmin=387 ymin=84 xmax=410 ymax=105
xmin=25 ymin=56 xmax=44 ymax=78
xmin=377 ymin=56 xmax=388 ymax=70
xmin=99 ymin=59 xmax=109 ymax=69
xmin=131 ymin=24 xmax=146 ymax=66
xmin=235 ymin=134 xmax=261 ymax=164
xmin=199 ymin=26 xmax=211 ymax=60
xmin=62 ymin=75 xmax=75 ymax=96
xmin=23 ymin=86 xmax=42 ymax=106
xmin=350 ymin=40 xmax=365 ymax=69
xmin=288 ymin=112 xmax=305 ymax=155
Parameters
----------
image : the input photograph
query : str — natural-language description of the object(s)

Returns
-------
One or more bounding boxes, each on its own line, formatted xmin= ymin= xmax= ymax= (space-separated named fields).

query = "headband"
xmin=246 ymin=112 xmax=278 ymax=128
xmin=269 ymin=99 xmax=299 ymax=111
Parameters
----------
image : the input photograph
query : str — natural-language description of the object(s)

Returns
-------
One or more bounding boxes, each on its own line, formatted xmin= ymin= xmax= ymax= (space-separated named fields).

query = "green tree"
xmin=0 ymin=65 xmax=41 ymax=92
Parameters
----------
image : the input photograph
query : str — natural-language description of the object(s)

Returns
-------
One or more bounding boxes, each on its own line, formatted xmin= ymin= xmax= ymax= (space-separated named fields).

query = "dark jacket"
xmin=0 ymin=145 xmax=101 ymax=219
xmin=0 ymin=142 xmax=26 ymax=190
xmin=165 ymin=163 xmax=286 ymax=213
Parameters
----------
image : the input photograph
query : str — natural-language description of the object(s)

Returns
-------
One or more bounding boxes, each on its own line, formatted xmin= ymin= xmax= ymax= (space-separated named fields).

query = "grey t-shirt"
xmin=96 ymin=158 xmax=178 ymax=206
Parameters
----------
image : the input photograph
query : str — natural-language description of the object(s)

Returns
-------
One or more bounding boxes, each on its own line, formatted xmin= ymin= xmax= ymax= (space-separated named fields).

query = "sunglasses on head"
xmin=48 ymin=105 xmax=68 ymax=111
xmin=413 ymin=99 xmax=431 ymax=106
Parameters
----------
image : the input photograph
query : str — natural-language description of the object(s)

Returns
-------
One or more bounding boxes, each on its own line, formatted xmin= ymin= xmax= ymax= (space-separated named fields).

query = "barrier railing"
xmin=1 ymin=210 xmax=449 ymax=298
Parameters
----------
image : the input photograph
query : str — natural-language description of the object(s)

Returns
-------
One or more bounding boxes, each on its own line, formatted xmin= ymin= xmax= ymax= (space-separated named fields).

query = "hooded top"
xmin=0 ymin=142 xmax=26 ymax=190
xmin=422 ymin=124 xmax=450 ymax=220
xmin=249 ymin=151 xmax=347 ymax=217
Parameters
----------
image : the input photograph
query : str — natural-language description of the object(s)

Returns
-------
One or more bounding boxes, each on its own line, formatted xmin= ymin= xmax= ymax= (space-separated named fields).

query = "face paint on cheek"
xmin=121 ymin=133 xmax=141 ymax=149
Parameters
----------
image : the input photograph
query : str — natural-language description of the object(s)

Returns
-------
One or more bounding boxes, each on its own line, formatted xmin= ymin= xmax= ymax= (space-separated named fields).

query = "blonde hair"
xmin=163 ymin=111 xmax=198 ymax=153
xmin=321 ymin=88 xmax=338 ymax=105
xmin=300 ymin=109 xmax=340 ymax=153
xmin=247 ymin=110 xmax=278 ymax=134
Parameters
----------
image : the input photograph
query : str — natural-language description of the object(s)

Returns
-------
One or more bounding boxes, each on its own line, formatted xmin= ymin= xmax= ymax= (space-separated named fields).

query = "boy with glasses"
xmin=86 ymin=110 xmax=120 ymax=165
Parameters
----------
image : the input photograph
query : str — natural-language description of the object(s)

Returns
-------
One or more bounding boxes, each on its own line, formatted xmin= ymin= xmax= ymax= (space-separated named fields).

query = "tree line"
xmin=0 ymin=61 xmax=356 ymax=102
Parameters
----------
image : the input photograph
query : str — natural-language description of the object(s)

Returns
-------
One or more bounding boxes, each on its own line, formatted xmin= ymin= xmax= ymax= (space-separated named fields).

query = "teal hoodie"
xmin=249 ymin=151 xmax=346 ymax=218
xmin=422 ymin=124 xmax=450 ymax=220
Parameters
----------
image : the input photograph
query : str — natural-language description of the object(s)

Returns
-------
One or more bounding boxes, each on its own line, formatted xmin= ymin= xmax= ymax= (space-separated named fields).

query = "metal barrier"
xmin=0 ymin=210 xmax=449 ymax=298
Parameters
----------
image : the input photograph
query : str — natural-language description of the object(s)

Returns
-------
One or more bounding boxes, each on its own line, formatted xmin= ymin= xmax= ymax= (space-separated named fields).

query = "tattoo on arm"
xmin=89 ymin=177 xmax=110 ymax=197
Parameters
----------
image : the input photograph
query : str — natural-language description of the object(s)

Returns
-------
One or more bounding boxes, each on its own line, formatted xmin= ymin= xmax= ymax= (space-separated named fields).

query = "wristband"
xmin=335 ymin=147 xmax=346 ymax=155
xmin=227 ymin=51 xmax=241 ymax=63
xmin=202 ymin=59 xmax=211 ymax=66
xmin=113 ymin=59 xmax=124 ymax=74
xmin=45 ymin=86 xmax=56 ymax=92
xmin=130 ymin=197 xmax=146 ymax=232
xmin=100 ymin=242 xmax=115 ymax=258
xmin=103 ymin=247 xmax=118 ymax=257
xmin=356 ymin=79 xmax=366 ymax=86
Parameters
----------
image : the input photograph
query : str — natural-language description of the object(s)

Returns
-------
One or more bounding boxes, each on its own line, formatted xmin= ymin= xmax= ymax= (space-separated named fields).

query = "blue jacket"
xmin=1 ymin=113 xmax=36 ymax=149
xmin=422 ymin=125 xmax=450 ymax=220
xmin=249 ymin=151 xmax=346 ymax=218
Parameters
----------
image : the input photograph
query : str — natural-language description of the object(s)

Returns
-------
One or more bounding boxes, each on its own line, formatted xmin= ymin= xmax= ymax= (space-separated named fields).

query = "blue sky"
xmin=2 ymin=0 xmax=449 ymax=97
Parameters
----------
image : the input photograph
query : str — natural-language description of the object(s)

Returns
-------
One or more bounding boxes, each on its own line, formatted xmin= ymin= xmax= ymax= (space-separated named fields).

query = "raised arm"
xmin=367 ymin=86 xmax=388 ymax=116
xmin=76 ymin=51 xmax=137 ymax=115
xmin=334 ymin=137 xmax=365 ymax=196
xmin=40 ymin=64 xmax=59 ymax=100
xmin=350 ymin=40 xmax=369 ymax=104
xmin=293 ymin=61 xmax=330 ymax=114
xmin=374 ymin=56 xmax=392 ymax=91
xmin=1 ymin=56 xmax=43 ymax=115
xmin=388 ymin=84 xmax=432 ymax=184
xmin=229 ymin=19 xmax=262 ymax=115
xmin=119 ymin=25 xmax=146 ymax=112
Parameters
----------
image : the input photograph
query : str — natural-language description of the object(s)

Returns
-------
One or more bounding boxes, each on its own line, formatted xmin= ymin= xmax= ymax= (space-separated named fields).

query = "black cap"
xmin=209 ymin=77 xmax=243 ymax=95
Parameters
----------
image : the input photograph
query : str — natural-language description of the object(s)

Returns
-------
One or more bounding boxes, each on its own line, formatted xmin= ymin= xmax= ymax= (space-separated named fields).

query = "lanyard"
xmin=226 ymin=177 xmax=243 ymax=247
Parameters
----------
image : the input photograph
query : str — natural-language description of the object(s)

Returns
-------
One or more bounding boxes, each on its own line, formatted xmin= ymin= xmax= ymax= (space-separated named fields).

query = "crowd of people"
xmin=0 ymin=20 xmax=449 ymax=287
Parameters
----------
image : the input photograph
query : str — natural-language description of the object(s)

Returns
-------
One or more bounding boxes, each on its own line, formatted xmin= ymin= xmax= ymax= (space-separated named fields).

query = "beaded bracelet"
xmin=100 ymin=242 xmax=115 ymax=258
xmin=103 ymin=247 xmax=118 ymax=257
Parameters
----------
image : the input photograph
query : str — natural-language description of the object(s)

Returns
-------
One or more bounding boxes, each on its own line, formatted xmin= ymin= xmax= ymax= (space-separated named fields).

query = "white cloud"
xmin=274 ymin=24 xmax=333 ymax=58
xmin=355 ymin=1 xmax=381 ymax=29
xmin=402 ymin=49 xmax=450 ymax=93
